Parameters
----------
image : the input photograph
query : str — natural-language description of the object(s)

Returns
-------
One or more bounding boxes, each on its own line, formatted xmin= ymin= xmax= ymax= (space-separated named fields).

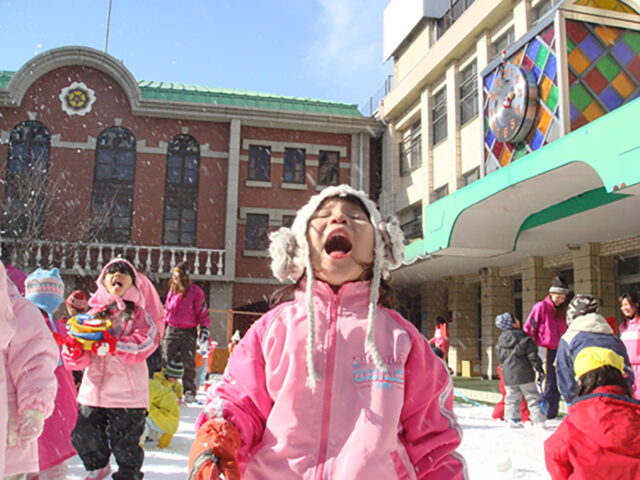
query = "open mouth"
xmin=324 ymin=231 xmax=352 ymax=257
xmin=111 ymin=277 xmax=123 ymax=289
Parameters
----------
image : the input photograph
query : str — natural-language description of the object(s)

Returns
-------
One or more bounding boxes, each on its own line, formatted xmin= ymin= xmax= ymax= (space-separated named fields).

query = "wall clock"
xmin=488 ymin=61 xmax=538 ymax=143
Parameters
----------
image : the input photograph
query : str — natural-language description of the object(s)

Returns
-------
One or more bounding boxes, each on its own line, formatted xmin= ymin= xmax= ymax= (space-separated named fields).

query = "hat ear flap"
xmin=377 ymin=217 xmax=405 ymax=275
xmin=269 ymin=227 xmax=303 ymax=282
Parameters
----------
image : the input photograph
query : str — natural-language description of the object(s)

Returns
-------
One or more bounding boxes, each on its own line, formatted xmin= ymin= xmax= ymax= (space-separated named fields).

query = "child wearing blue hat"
xmin=24 ymin=268 xmax=78 ymax=480
xmin=495 ymin=312 xmax=547 ymax=428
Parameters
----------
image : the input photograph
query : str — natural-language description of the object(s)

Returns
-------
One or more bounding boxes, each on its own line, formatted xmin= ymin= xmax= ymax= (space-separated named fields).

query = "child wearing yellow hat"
xmin=544 ymin=346 xmax=640 ymax=479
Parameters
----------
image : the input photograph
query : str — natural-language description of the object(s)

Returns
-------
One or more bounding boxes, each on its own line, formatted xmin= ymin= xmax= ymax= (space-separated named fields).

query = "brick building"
xmin=0 ymin=46 xmax=382 ymax=345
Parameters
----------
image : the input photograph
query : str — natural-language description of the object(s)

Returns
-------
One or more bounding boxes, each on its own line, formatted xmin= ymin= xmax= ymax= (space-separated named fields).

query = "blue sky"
xmin=0 ymin=0 xmax=392 ymax=108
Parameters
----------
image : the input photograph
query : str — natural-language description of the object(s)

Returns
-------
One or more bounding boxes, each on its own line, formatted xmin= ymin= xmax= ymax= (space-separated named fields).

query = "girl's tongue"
xmin=325 ymin=233 xmax=352 ymax=259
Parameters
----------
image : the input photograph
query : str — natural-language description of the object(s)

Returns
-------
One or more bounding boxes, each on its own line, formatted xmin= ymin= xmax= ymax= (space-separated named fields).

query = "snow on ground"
xmin=68 ymin=379 xmax=557 ymax=479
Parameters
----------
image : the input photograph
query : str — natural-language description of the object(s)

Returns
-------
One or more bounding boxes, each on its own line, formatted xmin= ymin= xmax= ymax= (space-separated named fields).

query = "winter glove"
xmin=17 ymin=409 xmax=45 ymax=444
xmin=61 ymin=336 xmax=84 ymax=360
xmin=198 ymin=327 xmax=209 ymax=349
xmin=92 ymin=330 xmax=117 ymax=356
xmin=536 ymin=370 xmax=546 ymax=385
xmin=188 ymin=418 xmax=241 ymax=480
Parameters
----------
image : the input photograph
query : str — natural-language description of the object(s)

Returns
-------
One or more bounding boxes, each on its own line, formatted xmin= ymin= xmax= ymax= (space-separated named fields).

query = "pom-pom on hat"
xmin=66 ymin=290 xmax=88 ymax=312
xmin=574 ymin=346 xmax=625 ymax=380
xmin=25 ymin=268 xmax=64 ymax=314
xmin=165 ymin=359 xmax=184 ymax=379
xmin=231 ymin=330 xmax=241 ymax=343
xmin=495 ymin=312 xmax=514 ymax=330
xmin=268 ymin=184 xmax=405 ymax=390
xmin=567 ymin=294 xmax=600 ymax=324
xmin=549 ymin=274 xmax=570 ymax=295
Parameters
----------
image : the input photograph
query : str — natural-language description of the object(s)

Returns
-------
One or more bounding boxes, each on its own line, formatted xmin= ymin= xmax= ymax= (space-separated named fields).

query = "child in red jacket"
xmin=544 ymin=346 xmax=640 ymax=479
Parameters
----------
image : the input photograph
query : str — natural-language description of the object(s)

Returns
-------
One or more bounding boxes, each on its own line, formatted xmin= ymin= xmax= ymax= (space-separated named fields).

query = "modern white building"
xmin=379 ymin=0 xmax=640 ymax=376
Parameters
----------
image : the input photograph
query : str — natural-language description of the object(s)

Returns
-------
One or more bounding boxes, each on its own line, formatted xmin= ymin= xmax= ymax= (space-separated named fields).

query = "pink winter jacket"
xmin=524 ymin=296 xmax=568 ymax=350
xmin=198 ymin=280 xmax=467 ymax=480
xmin=63 ymin=259 xmax=157 ymax=408
xmin=164 ymin=283 xmax=209 ymax=329
xmin=620 ymin=315 xmax=640 ymax=399
xmin=5 ymin=280 xmax=59 ymax=477
xmin=38 ymin=313 xmax=78 ymax=470
xmin=0 ymin=262 xmax=16 ymax=476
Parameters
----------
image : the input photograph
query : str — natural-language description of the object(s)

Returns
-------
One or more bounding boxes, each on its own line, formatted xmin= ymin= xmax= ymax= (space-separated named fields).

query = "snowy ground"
xmin=67 ymin=379 xmax=557 ymax=479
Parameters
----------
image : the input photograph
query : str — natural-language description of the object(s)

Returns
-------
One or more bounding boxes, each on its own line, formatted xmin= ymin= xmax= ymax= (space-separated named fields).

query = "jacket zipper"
xmin=315 ymin=292 xmax=339 ymax=480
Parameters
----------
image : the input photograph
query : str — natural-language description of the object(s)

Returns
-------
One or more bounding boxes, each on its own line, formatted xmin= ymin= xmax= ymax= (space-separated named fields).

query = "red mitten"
xmin=188 ymin=418 xmax=241 ymax=480
xmin=61 ymin=337 xmax=84 ymax=360
xmin=91 ymin=330 xmax=117 ymax=356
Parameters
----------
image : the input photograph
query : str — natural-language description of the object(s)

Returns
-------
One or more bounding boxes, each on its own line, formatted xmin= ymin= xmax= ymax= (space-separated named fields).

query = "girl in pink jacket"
xmin=4 ymin=270 xmax=59 ymax=479
xmin=61 ymin=258 xmax=157 ymax=480
xmin=619 ymin=292 xmax=640 ymax=399
xmin=189 ymin=185 xmax=467 ymax=480
xmin=24 ymin=268 xmax=78 ymax=480
xmin=0 ymin=261 xmax=17 ymax=477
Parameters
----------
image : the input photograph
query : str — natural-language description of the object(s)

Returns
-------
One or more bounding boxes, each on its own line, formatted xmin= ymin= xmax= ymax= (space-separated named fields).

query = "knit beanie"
xmin=165 ymin=359 xmax=185 ymax=379
xmin=25 ymin=268 xmax=65 ymax=314
xmin=567 ymin=294 xmax=600 ymax=324
xmin=268 ymin=184 xmax=405 ymax=390
xmin=66 ymin=290 xmax=89 ymax=312
xmin=574 ymin=346 xmax=625 ymax=380
xmin=495 ymin=312 xmax=514 ymax=330
xmin=549 ymin=274 xmax=570 ymax=295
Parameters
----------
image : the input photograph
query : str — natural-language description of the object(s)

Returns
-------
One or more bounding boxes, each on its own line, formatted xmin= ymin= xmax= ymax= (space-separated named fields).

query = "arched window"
xmin=91 ymin=126 xmax=136 ymax=242
xmin=163 ymin=134 xmax=199 ymax=245
xmin=3 ymin=121 xmax=50 ymax=238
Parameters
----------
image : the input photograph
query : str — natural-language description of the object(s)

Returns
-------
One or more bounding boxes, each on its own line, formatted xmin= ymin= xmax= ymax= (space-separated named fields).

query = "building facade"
xmin=380 ymin=0 xmax=640 ymax=375
xmin=0 ymin=46 xmax=382 ymax=346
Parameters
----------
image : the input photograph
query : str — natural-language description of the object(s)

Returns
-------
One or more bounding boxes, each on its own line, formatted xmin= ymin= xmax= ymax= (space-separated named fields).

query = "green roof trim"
xmin=405 ymin=96 xmax=640 ymax=263
xmin=137 ymin=80 xmax=363 ymax=116
xmin=518 ymin=187 xmax=629 ymax=232
xmin=0 ymin=69 xmax=362 ymax=116
xmin=0 ymin=70 xmax=15 ymax=89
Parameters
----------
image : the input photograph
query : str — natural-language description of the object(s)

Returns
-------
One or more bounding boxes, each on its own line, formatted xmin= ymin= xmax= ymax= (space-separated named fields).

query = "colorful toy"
xmin=66 ymin=314 xmax=113 ymax=352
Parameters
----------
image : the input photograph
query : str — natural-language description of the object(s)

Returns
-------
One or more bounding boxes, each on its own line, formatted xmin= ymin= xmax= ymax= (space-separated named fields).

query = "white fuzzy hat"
xmin=269 ymin=184 xmax=405 ymax=389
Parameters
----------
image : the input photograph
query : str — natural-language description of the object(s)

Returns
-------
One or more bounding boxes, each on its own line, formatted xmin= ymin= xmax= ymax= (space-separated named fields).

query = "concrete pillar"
xmin=480 ymin=267 xmax=511 ymax=378
xmin=209 ymin=282 xmax=234 ymax=345
xmin=513 ymin=0 xmax=532 ymax=39
xmin=573 ymin=243 xmax=616 ymax=316
xmin=224 ymin=119 xmax=241 ymax=281
xmin=448 ymin=277 xmax=479 ymax=373
xmin=521 ymin=256 xmax=554 ymax=318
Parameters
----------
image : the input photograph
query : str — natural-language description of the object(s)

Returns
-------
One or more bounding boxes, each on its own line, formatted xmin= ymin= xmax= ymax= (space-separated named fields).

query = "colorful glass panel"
xmin=568 ymin=20 xmax=640 ymax=131
xmin=573 ymin=0 xmax=637 ymax=14
xmin=482 ymin=23 xmax=561 ymax=173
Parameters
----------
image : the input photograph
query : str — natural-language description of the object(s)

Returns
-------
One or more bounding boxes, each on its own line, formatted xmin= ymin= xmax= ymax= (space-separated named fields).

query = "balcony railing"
xmin=0 ymin=238 xmax=225 ymax=279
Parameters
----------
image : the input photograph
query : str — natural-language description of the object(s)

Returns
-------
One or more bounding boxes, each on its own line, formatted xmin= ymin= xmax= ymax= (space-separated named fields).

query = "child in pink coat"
xmin=61 ymin=258 xmax=156 ymax=480
xmin=4 ymin=270 xmax=59 ymax=479
xmin=188 ymin=185 xmax=467 ymax=480
xmin=24 ymin=268 xmax=78 ymax=480
xmin=0 ymin=261 xmax=17 ymax=477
